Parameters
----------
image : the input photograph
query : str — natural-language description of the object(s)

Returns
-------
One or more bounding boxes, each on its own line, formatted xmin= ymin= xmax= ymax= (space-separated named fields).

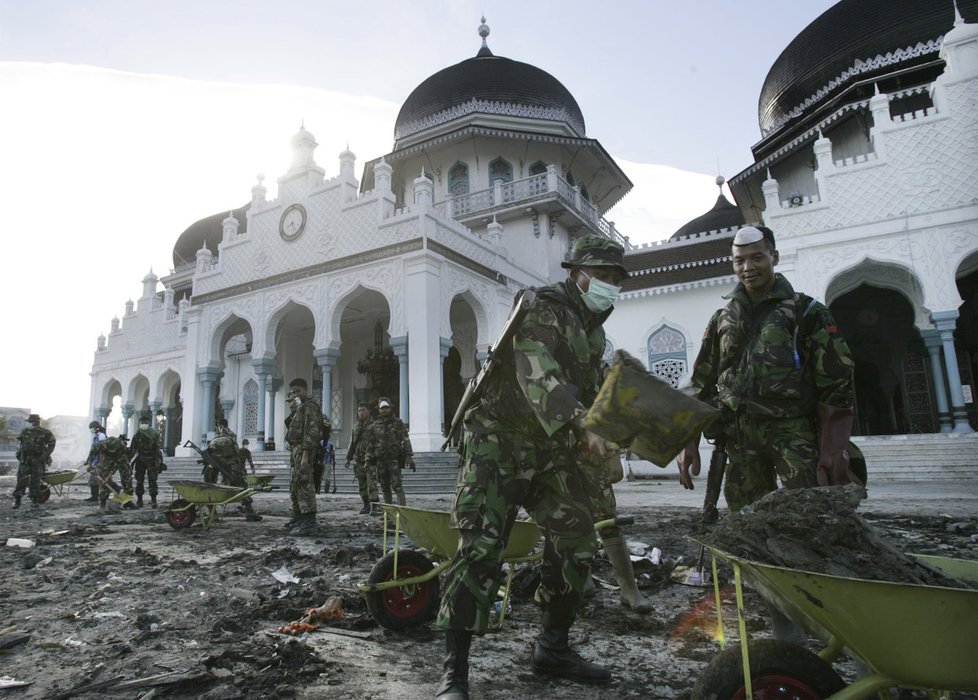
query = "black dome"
xmin=394 ymin=48 xmax=586 ymax=142
xmin=758 ymin=0 xmax=978 ymax=137
xmin=670 ymin=194 xmax=744 ymax=241
xmin=172 ymin=205 xmax=249 ymax=269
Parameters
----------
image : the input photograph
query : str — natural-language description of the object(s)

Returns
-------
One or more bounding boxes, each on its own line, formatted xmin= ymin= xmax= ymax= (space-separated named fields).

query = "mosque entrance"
xmin=336 ymin=288 xmax=393 ymax=433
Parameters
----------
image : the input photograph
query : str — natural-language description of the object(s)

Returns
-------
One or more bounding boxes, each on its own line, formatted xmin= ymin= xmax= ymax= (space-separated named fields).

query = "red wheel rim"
xmin=379 ymin=564 xmax=433 ymax=620
xmin=733 ymin=675 xmax=821 ymax=700
xmin=36 ymin=486 xmax=51 ymax=504
xmin=167 ymin=499 xmax=195 ymax=527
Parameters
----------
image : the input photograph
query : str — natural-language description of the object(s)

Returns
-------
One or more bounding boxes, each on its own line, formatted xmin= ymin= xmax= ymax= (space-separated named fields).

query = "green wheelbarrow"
xmin=165 ymin=479 xmax=260 ymax=530
xmin=36 ymin=467 xmax=86 ymax=503
xmin=244 ymin=473 xmax=275 ymax=491
xmin=356 ymin=503 xmax=630 ymax=631
xmin=691 ymin=540 xmax=978 ymax=699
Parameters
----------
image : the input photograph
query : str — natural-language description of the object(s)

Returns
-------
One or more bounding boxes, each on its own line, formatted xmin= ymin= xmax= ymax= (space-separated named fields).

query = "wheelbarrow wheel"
xmin=365 ymin=550 xmax=439 ymax=630
xmin=692 ymin=638 xmax=845 ymax=700
xmin=36 ymin=485 xmax=51 ymax=504
xmin=166 ymin=499 xmax=197 ymax=530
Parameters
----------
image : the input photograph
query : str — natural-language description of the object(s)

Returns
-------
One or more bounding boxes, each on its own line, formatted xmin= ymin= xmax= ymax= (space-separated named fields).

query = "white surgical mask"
xmin=578 ymin=270 xmax=621 ymax=313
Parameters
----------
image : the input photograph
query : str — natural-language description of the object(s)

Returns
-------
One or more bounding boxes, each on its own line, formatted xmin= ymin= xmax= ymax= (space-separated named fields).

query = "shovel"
xmin=89 ymin=469 xmax=133 ymax=505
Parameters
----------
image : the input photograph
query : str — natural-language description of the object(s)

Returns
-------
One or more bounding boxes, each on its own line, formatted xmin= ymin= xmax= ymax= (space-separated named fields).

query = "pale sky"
xmin=0 ymin=0 xmax=838 ymax=418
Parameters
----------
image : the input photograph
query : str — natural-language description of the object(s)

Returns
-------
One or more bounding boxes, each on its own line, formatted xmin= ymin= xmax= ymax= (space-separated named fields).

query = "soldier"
xmin=313 ymin=414 xmax=333 ymax=494
xmin=363 ymin=397 xmax=414 ymax=507
xmin=13 ymin=414 xmax=55 ymax=509
xmin=239 ymin=439 xmax=256 ymax=474
xmin=677 ymin=224 xmax=859 ymax=642
xmin=434 ymin=235 xmax=627 ymax=699
xmin=283 ymin=378 xmax=323 ymax=536
xmin=129 ymin=413 xmax=162 ymax=508
xmin=207 ymin=430 xmax=262 ymax=521
xmin=346 ymin=402 xmax=378 ymax=514
xmin=82 ymin=421 xmax=108 ymax=502
xmin=93 ymin=433 xmax=135 ymax=511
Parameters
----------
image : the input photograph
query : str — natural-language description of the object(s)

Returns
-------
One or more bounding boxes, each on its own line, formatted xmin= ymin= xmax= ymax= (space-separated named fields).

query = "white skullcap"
xmin=733 ymin=226 xmax=765 ymax=246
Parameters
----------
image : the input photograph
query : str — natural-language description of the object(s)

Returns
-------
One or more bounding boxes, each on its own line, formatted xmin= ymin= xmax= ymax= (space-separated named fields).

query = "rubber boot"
xmin=531 ymin=598 xmax=611 ymax=684
xmin=137 ymin=494 xmax=144 ymax=508
xmin=150 ymin=495 xmax=158 ymax=509
xmin=602 ymin=536 xmax=653 ymax=613
xmin=289 ymin=512 xmax=317 ymax=537
xmin=85 ymin=485 xmax=99 ymax=502
xmin=359 ymin=497 xmax=371 ymax=515
xmin=243 ymin=500 xmax=263 ymax=522
xmin=13 ymin=495 xmax=21 ymax=509
xmin=370 ymin=503 xmax=381 ymax=516
xmin=434 ymin=630 xmax=472 ymax=699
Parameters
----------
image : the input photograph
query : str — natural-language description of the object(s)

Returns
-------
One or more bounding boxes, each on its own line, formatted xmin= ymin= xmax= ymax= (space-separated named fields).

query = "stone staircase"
xmin=853 ymin=433 xmax=978 ymax=482
xmin=161 ymin=448 xmax=461 ymax=495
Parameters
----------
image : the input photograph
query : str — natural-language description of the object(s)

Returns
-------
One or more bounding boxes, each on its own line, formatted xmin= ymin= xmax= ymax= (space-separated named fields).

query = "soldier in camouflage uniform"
xmin=13 ymin=414 xmax=55 ymax=509
xmin=346 ymin=402 xmax=379 ymax=514
xmin=207 ymin=428 xmax=262 ymax=521
xmin=284 ymin=378 xmax=323 ymax=536
xmin=434 ymin=235 xmax=627 ymax=700
xmin=363 ymin=397 xmax=414 ymax=507
xmin=129 ymin=414 xmax=162 ymax=508
xmin=677 ymin=224 xmax=859 ymax=643
xmin=93 ymin=434 xmax=135 ymax=510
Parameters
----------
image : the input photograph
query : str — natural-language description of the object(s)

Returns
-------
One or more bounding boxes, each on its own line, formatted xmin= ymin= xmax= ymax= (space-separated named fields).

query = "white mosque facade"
xmin=91 ymin=2 xmax=977 ymax=458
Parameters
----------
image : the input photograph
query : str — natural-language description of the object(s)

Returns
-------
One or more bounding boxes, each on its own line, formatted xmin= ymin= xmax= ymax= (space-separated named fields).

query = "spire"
xmin=477 ymin=16 xmax=493 ymax=57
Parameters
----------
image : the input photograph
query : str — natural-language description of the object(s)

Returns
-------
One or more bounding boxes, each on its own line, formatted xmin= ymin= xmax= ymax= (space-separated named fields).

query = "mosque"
xmin=90 ymin=0 xmax=977 ymax=462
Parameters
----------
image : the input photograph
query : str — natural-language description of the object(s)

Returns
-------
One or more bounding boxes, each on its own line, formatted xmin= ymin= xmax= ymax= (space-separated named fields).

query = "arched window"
xmin=647 ymin=325 xmax=688 ymax=388
xmin=243 ymin=379 xmax=259 ymax=437
xmin=449 ymin=161 xmax=469 ymax=196
xmin=529 ymin=161 xmax=547 ymax=175
xmin=488 ymin=157 xmax=513 ymax=184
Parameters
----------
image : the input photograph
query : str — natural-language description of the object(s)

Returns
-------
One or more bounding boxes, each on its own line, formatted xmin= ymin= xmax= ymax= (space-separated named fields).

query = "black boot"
xmin=243 ymin=500 xmax=263 ymax=522
xmin=150 ymin=496 xmax=158 ymax=509
xmin=137 ymin=495 xmax=144 ymax=508
xmin=84 ymin=485 xmax=99 ymax=502
xmin=434 ymin=630 xmax=471 ymax=699
xmin=531 ymin=603 xmax=611 ymax=684
xmin=13 ymin=494 xmax=21 ymax=508
xmin=289 ymin=512 xmax=317 ymax=536
xmin=359 ymin=497 xmax=371 ymax=515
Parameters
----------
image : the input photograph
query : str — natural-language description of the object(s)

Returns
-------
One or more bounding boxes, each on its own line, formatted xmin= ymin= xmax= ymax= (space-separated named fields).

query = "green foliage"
xmin=356 ymin=346 xmax=400 ymax=408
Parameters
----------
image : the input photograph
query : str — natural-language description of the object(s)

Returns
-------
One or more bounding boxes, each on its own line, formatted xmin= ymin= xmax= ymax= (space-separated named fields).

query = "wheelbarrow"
xmin=357 ymin=503 xmax=631 ymax=631
xmin=244 ymin=473 xmax=275 ymax=492
xmin=164 ymin=480 xmax=260 ymax=530
xmin=35 ymin=467 xmax=86 ymax=503
xmin=691 ymin=539 xmax=978 ymax=699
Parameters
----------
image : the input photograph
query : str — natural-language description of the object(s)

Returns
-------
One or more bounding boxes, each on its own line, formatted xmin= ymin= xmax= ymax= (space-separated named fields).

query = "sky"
xmin=0 ymin=0 xmax=838 ymax=418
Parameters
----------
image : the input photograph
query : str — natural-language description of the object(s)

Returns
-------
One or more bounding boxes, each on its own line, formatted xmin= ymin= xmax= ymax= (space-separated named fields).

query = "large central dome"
xmin=394 ymin=22 xmax=585 ymax=143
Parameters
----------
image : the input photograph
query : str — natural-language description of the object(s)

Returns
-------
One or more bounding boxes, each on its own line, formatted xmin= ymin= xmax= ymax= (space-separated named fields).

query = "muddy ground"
xmin=1 ymin=485 xmax=976 ymax=700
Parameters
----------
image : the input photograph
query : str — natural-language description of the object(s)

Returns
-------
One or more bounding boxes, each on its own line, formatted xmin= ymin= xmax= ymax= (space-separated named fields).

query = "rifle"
xmin=702 ymin=438 xmax=727 ymax=525
xmin=183 ymin=439 xmax=237 ymax=484
xmin=330 ymin=444 xmax=337 ymax=494
xmin=441 ymin=288 xmax=538 ymax=451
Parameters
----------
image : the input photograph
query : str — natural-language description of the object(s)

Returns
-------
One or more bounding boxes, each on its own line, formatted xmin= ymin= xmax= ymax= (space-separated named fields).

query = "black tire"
xmin=692 ymin=639 xmax=846 ymax=700
xmin=364 ymin=550 xmax=440 ymax=630
xmin=166 ymin=499 xmax=196 ymax=530
xmin=36 ymin=485 xmax=51 ymax=504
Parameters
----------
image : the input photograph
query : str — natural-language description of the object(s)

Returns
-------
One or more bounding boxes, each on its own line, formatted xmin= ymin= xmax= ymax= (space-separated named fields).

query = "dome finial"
xmin=477 ymin=16 xmax=493 ymax=57
xmin=715 ymin=175 xmax=725 ymax=190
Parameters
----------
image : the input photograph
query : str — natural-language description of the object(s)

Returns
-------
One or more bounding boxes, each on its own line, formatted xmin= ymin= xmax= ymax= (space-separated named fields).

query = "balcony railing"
xmin=432 ymin=170 xmax=630 ymax=249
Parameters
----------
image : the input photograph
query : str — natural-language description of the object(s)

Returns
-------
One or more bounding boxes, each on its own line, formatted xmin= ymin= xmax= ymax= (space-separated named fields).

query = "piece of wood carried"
xmin=585 ymin=349 xmax=719 ymax=467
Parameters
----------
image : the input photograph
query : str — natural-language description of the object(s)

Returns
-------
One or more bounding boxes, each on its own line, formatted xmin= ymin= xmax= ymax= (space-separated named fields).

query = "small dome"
xmin=759 ymin=0 xmax=978 ymax=137
xmin=394 ymin=28 xmax=585 ymax=142
xmin=172 ymin=204 xmax=249 ymax=269
xmin=670 ymin=194 xmax=744 ymax=241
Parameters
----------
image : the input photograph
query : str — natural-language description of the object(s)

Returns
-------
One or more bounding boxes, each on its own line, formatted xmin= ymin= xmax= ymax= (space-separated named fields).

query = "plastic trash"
xmin=272 ymin=566 xmax=300 ymax=584
xmin=5 ymin=538 xmax=35 ymax=548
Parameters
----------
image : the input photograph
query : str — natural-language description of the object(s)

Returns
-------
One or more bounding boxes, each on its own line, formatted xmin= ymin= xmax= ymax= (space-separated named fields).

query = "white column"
xmin=932 ymin=311 xmax=973 ymax=433
xmin=922 ymin=330 xmax=953 ymax=432
xmin=403 ymin=255 xmax=444 ymax=450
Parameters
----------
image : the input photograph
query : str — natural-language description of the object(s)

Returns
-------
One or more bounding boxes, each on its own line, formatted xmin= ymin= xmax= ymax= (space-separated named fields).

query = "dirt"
xmin=1 ymin=488 xmax=976 ymax=700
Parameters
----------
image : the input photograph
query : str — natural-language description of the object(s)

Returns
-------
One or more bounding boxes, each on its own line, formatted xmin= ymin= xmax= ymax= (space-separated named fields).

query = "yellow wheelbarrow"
xmin=692 ymin=540 xmax=978 ymax=699
xmin=165 ymin=479 xmax=260 ymax=530
xmin=357 ymin=504 xmax=630 ymax=631
xmin=244 ymin=473 xmax=276 ymax=492
xmin=36 ymin=467 xmax=86 ymax=503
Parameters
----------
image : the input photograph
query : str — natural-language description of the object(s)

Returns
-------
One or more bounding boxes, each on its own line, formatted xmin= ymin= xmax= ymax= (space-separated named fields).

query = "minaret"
xmin=279 ymin=123 xmax=326 ymax=189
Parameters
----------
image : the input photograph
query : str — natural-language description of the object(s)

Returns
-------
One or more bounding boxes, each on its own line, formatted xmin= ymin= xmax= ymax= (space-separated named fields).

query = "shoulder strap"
xmin=792 ymin=293 xmax=819 ymax=370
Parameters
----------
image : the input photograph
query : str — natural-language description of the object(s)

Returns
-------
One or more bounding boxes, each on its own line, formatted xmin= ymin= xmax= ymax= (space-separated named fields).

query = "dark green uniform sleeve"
xmin=690 ymin=309 xmax=723 ymax=406
xmin=805 ymin=303 xmax=855 ymax=408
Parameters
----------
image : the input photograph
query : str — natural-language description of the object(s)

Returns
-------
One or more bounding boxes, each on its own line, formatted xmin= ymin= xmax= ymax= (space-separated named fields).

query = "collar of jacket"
xmin=723 ymin=273 xmax=794 ymax=306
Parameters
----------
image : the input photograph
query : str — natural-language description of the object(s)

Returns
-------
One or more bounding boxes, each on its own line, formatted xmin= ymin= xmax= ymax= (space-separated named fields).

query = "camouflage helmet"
xmin=561 ymin=234 xmax=629 ymax=277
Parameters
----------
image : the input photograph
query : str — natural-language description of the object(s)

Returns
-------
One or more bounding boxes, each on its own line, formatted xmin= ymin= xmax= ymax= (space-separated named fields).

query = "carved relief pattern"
xmin=328 ymin=263 xmax=402 ymax=333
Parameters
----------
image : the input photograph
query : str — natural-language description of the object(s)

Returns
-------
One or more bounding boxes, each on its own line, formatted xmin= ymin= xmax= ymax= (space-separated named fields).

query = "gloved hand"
xmin=676 ymin=435 xmax=701 ymax=490
xmin=407 ymin=459 xmax=416 ymax=472
xmin=816 ymin=403 xmax=863 ymax=486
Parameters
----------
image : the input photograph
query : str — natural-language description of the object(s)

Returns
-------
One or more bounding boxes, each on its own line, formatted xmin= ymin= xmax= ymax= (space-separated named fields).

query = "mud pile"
xmin=697 ymin=484 xmax=973 ymax=588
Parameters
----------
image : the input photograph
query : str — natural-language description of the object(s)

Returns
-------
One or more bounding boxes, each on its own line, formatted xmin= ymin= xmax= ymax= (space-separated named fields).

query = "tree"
xmin=356 ymin=346 xmax=400 ymax=409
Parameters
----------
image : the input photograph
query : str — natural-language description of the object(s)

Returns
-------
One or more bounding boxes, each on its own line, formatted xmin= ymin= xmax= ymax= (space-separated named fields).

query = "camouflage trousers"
xmin=724 ymin=413 xmax=818 ymax=512
xmin=95 ymin=460 xmax=133 ymax=504
xmin=13 ymin=460 xmax=44 ymax=502
xmin=581 ymin=464 xmax=621 ymax=540
xmin=376 ymin=461 xmax=405 ymax=505
xmin=352 ymin=460 xmax=379 ymax=502
xmin=289 ymin=445 xmax=317 ymax=515
xmin=133 ymin=457 xmax=162 ymax=498
xmin=436 ymin=426 xmax=598 ymax=635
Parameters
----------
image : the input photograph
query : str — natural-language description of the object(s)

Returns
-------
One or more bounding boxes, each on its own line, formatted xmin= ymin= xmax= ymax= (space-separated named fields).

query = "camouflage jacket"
xmin=17 ymin=426 xmax=55 ymax=464
xmin=129 ymin=426 xmax=160 ymax=461
xmin=347 ymin=417 xmax=373 ymax=464
xmin=363 ymin=414 xmax=412 ymax=466
xmin=97 ymin=436 xmax=129 ymax=468
xmin=690 ymin=274 xmax=854 ymax=420
xmin=285 ymin=399 xmax=323 ymax=451
xmin=476 ymin=278 xmax=610 ymax=440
